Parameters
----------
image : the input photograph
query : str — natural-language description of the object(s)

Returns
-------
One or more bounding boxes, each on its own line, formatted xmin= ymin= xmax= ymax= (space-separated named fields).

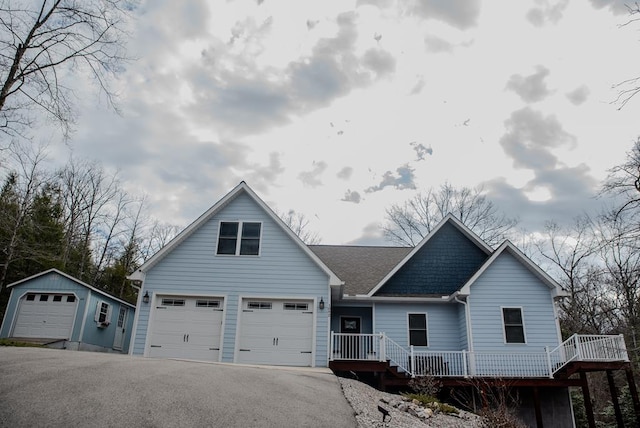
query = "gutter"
xmin=341 ymin=295 xmax=453 ymax=303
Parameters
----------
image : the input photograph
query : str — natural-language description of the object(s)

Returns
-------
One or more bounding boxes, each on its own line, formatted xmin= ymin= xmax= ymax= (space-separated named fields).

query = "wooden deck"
xmin=329 ymin=333 xmax=640 ymax=427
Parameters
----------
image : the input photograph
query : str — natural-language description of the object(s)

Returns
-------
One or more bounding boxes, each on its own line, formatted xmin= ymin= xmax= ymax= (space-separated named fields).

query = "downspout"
xmin=453 ymin=293 xmax=474 ymax=353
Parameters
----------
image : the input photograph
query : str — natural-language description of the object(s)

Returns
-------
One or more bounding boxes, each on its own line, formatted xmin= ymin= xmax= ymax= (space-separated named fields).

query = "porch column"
xmin=580 ymin=372 xmax=596 ymax=428
xmin=624 ymin=366 xmax=640 ymax=427
xmin=606 ymin=370 xmax=623 ymax=428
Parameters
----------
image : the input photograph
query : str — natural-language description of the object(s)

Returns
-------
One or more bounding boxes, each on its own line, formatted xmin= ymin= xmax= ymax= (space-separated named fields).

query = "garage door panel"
xmin=148 ymin=297 xmax=223 ymax=361
xmin=237 ymin=299 xmax=314 ymax=367
xmin=12 ymin=294 xmax=76 ymax=339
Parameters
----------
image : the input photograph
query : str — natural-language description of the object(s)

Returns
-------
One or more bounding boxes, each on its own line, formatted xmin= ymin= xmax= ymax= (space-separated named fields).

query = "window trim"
xmin=283 ymin=302 xmax=309 ymax=311
xmin=407 ymin=313 xmax=429 ymax=347
xmin=161 ymin=298 xmax=186 ymax=307
xmin=95 ymin=301 xmax=113 ymax=327
xmin=501 ymin=306 xmax=527 ymax=344
xmin=247 ymin=301 xmax=272 ymax=310
xmin=216 ymin=221 xmax=263 ymax=256
xmin=196 ymin=299 xmax=221 ymax=308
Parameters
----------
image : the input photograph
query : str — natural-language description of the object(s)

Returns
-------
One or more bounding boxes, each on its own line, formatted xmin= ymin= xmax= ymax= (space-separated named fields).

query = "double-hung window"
xmin=502 ymin=307 xmax=526 ymax=343
xmin=216 ymin=221 xmax=262 ymax=256
xmin=408 ymin=313 xmax=428 ymax=347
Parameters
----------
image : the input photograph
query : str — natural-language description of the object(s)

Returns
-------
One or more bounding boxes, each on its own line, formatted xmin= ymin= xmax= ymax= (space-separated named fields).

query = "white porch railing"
xmin=330 ymin=332 xmax=629 ymax=379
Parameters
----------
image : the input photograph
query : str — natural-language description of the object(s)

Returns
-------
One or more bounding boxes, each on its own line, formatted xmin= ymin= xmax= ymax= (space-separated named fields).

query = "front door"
xmin=112 ymin=306 xmax=127 ymax=350
xmin=340 ymin=317 xmax=361 ymax=359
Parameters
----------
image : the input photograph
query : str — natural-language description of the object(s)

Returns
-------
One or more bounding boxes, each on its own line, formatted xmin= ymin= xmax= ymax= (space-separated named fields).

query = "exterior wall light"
xmin=143 ymin=291 xmax=150 ymax=304
xmin=319 ymin=297 xmax=325 ymax=310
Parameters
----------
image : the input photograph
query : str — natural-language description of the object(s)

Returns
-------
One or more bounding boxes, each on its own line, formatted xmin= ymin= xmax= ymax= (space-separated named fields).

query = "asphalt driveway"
xmin=0 ymin=347 xmax=357 ymax=427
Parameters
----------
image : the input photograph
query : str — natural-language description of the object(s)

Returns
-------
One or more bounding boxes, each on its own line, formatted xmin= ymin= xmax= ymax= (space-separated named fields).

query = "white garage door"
xmin=12 ymin=293 xmax=77 ymax=339
xmin=237 ymin=299 xmax=314 ymax=367
xmin=148 ymin=296 xmax=224 ymax=361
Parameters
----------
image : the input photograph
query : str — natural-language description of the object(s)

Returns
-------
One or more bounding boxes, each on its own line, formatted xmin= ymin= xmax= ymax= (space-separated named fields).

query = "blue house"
xmin=128 ymin=182 xmax=635 ymax=428
xmin=0 ymin=269 xmax=136 ymax=353
xmin=128 ymin=182 xmax=340 ymax=367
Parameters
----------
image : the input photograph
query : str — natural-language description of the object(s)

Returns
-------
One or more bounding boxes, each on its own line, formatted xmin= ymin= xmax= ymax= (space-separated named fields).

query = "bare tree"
xmin=602 ymin=138 xmax=640 ymax=219
xmin=0 ymin=142 xmax=48 ymax=290
xmin=138 ymin=220 xmax=181 ymax=262
xmin=56 ymin=157 xmax=122 ymax=280
xmin=279 ymin=209 xmax=321 ymax=245
xmin=614 ymin=4 xmax=640 ymax=109
xmin=0 ymin=0 xmax=131 ymax=139
xmin=383 ymin=183 xmax=518 ymax=247
xmin=535 ymin=217 xmax=615 ymax=335
xmin=594 ymin=211 xmax=640 ymax=357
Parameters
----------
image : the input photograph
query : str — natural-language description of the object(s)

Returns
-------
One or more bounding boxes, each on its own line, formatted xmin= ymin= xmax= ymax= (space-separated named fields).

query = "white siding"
xmin=132 ymin=193 xmax=330 ymax=366
xmin=375 ymin=302 xmax=461 ymax=351
xmin=468 ymin=251 xmax=560 ymax=353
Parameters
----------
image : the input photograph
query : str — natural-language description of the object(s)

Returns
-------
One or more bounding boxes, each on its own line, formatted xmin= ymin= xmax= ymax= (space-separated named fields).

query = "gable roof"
xmin=366 ymin=214 xmax=493 ymax=296
xmin=8 ymin=269 xmax=136 ymax=309
xmin=459 ymin=240 xmax=569 ymax=298
xmin=309 ymin=245 xmax=412 ymax=296
xmin=129 ymin=182 xmax=342 ymax=286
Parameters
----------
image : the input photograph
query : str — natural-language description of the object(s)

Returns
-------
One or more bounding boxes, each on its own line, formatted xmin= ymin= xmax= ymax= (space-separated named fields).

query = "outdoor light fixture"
xmin=319 ymin=297 xmax=325 ymax=310
xmin=143 ymin=291 xmax=149 ymax=304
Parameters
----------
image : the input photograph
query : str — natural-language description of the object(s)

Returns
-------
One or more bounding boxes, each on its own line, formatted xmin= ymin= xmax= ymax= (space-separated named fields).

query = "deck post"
xmin=545 ymin=346 xmax=553 ymax=379
xmin=624 ymin=366 xmax=640 ymax=427
xmin=329 ymin=331 xmax=334 ymax=361
xmin=606 ymin=370 xmax=623 ymax=428
xmin=410 ymin=345 xmax=415 ymax=377
xmin=463 ymin=350 xmax=468 ymax=378
xmin=379 ymin=333 xmax=385 ymax=362
xmin=532 ymin=387 xmax=543 ymax=428
xmin=580 ymin=372 xmax=596 ymax=428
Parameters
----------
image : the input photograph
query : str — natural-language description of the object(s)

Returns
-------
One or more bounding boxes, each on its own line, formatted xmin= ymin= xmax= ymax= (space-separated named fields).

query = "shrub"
xmin=409 ymin=376 xmax=442 ymax=397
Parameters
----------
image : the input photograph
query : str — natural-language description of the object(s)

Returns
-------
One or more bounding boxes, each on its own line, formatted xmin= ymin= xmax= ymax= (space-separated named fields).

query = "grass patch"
xmin=0 ymin=338 xmax=45 ymax=347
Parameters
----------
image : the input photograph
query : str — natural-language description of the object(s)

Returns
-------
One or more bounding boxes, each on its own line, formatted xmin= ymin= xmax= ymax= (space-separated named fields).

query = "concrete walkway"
xmin=0 ymin=347 xmax=357 ymax=427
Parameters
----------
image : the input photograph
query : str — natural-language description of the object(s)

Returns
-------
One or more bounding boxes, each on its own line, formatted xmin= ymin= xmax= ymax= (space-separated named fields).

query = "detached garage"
xmin=0 ymin=269 xmax=136 ymax=353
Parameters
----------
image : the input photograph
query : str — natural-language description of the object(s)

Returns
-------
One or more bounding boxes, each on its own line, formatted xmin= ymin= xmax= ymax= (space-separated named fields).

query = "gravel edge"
xmin=337 ymin=376 xmax=484 ymax=428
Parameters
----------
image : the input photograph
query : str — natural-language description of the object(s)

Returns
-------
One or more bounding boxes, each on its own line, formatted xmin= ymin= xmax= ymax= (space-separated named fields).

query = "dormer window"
xmin=217 ymin=221 xmax=262 ymax=256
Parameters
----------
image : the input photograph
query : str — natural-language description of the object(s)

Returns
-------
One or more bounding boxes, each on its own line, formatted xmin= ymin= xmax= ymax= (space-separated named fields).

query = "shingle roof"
xmin=309 ymin=245 xmax=412 ymax=296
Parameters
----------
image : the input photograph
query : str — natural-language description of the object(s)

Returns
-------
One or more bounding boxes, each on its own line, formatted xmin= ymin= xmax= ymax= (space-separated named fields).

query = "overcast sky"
xmin=35 ymin=0 xmax=640 ymax=245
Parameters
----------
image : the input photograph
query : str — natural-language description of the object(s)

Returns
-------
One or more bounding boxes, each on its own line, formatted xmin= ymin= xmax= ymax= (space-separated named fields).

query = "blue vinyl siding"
xmin=377 ymin=222 xmax=488 ymax=295
xmin=457 ymin=304 xmax=468 ymax=350
xmin=374 ymin=302 xmax=461 ymax=351
xmin=331 ymin=306 xmax=373 ymax=334
xmin=132 ymin=192 xmax=331 ymax=366
xmin=81 ymin=294 xmax=135 ymax=352
xmin=468 ymin=251 xmax=560 ymax=353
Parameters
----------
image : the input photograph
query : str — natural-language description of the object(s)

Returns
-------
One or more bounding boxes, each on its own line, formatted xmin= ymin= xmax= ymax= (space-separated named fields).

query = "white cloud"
xmin=526 ymin=0 xmax=569 ymax=26
xmin=365 ymin=164 xmax=417 ymax=193
xmin=506 ymin=66 xmax=553 ymax=103
xmin=566 ymin=85 xmax=591 ymax=105
xmin=341 ymin=189 xmax=362 ymax=203
xmin=298 ymin=161 xmax=329 ymax=187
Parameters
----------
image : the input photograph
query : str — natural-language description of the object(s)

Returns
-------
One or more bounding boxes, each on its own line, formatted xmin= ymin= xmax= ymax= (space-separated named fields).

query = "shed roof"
xmin=8 ymin=269 xmax=136 ymax=309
